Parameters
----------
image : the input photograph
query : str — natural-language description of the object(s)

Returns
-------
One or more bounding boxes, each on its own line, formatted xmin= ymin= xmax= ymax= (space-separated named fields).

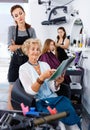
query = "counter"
xmin=68 ymin=46 xmax=90 ymax=114
xmin=79 ymin=50 xmax=90 ymax=114
xmin=69 ymin=46 xmax=90 ymax=53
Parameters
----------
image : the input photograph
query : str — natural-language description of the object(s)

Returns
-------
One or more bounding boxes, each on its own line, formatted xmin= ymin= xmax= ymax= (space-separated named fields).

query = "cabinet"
xmin=66 ymin=66 xmax=84 ymax=115
xmin=79 ymin=51 xmax=90 ymax=115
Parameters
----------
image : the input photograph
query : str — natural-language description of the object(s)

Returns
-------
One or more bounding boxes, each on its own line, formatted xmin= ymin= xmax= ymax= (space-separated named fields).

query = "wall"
xmin=0 ymin=0 xmax=90 ymax=49
xmin=28 ymin=0 xmax=90 ymax=44
xmin=28 ymin=0 xmax=80 ymax=43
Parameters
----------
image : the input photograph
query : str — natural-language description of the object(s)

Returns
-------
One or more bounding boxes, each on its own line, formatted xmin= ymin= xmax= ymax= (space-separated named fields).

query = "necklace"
xmin=28 ymin=61 xmax=39 ymax=66
xmin=34 ymin=65 xmax=41 ymax=75
xmin=28 ymin=61 xmax=41 ymax=75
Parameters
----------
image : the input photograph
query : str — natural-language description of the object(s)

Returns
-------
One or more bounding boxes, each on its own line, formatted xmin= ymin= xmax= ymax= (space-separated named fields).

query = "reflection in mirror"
xmin=70 ymin=18 xmax=83 ymax=47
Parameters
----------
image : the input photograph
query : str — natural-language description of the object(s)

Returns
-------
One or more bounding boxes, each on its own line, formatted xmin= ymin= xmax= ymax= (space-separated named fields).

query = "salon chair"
xmin=11 ymin=79 xmax=69 ymax=130
xmin=11 ymin=78 xmax=36 ymax=110
xmin=11 ymin=78 xmax=71 ymax=110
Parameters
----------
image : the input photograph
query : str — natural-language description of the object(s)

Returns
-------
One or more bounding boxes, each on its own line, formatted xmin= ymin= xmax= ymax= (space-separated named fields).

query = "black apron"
xmin=56 ymin=40 xmax=68 ymax=63
xmin=56 ymin=46 xmax=68 ymax=63
xmin=8 ymin=26 xmax=30 ymax=82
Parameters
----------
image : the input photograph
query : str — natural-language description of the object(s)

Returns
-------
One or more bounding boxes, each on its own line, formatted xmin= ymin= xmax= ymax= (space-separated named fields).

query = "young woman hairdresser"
xmin=7 ymin=5 xmax=36 ymax=110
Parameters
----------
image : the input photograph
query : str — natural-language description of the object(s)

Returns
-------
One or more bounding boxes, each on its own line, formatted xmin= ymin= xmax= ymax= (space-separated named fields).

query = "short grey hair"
xmin=21 ymin=38 xmax=42 ymax=56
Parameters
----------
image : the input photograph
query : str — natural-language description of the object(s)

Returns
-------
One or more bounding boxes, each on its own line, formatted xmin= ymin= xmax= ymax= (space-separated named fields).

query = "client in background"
xmin=39 ymin=38 xmax=60 ymax=69
xmin=39 ymin=38 xmax=71 ymax=98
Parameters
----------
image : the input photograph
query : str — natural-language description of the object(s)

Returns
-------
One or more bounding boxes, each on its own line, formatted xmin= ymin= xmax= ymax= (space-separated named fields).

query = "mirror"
xmin=70 ymin=18 xmax=83 ymax=46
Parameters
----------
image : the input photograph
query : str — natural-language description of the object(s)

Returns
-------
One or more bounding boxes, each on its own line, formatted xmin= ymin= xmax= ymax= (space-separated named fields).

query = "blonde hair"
xmin=21 ymin=38 xmax=42 ymax=56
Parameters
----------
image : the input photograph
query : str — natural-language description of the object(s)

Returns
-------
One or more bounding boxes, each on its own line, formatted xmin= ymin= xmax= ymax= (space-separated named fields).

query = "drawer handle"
xmin=82 ymin=56 xmax=88 ymax=59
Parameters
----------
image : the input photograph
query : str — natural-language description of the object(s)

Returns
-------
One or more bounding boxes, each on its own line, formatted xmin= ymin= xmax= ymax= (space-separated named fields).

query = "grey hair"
xmin=21 ymin=38 xmax=42 ymax=56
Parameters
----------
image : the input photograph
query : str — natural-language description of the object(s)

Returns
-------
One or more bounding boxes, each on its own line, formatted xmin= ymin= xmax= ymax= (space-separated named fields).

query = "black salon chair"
xmin=11 ymin=78 xmax=71 ymax=110
xmin=11 ymin=79 xmax=69 ymax=130
xmin=11 ymin=78 xmax=36 ymax=110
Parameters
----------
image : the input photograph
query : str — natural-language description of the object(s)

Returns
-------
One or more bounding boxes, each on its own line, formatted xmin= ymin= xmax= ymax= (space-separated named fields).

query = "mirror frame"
xmin=70 ymin=18 xmax=83 ymax=46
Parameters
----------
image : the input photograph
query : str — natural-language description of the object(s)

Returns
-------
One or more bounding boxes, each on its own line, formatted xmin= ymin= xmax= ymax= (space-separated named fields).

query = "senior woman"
xmin=19 ymin=38 xmax=81 ymax=130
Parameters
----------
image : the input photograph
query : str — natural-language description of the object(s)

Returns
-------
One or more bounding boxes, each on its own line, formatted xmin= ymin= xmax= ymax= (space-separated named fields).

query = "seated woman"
xmin=39 ymin=38 xmax=60 ymax=69
xmin=39 ymin=38 xmax=71 ymax=98
xmin=19 ymin=38 xmax=81 ymax=130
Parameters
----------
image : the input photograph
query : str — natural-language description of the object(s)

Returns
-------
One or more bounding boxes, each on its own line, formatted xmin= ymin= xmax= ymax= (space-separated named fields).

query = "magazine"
xmin=48 ymin=56 xmax=75 ymax=81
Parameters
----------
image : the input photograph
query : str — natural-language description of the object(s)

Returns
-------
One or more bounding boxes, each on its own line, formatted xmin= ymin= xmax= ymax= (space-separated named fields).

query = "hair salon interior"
xmin=0 ymin=0 xmax=90 ymax=130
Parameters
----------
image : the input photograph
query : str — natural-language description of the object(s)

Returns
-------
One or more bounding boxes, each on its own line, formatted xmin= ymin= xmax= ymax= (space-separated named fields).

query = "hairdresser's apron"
xmin=56 ymin=40 xmax=68 ymax=63
xmin=8 ymin=26 xmax=30 ymax=83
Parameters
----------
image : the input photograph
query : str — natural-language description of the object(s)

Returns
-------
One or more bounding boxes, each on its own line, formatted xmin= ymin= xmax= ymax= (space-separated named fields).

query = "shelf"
xmin=66 ymin=67 xmax=84 ymax=76
xmin=69 ymin=46 xmax=90 ymax=52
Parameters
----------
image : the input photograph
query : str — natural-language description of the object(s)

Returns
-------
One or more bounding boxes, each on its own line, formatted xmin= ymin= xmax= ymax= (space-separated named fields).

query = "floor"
xmin=0 ymin=48 xmax=90 ymax=130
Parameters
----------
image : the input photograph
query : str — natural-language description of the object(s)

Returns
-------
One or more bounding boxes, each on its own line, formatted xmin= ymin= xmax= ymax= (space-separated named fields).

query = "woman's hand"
xmin=8 ymin=45 xmax=15 ymax=52
xmin=39 ymin=69 xmax=56 ymax=81
xmin=11 ymin=39 xmax=15 ymax=45
xmin=8 ymin=39 xmax=21 ymax=52
xmin=55 ymin=73 xmax=64 ymax=87
xmin=8 ymin=39 xmax=15 ymax=52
